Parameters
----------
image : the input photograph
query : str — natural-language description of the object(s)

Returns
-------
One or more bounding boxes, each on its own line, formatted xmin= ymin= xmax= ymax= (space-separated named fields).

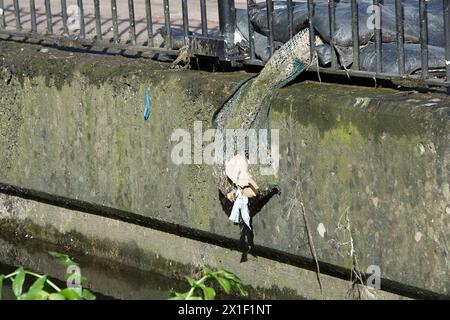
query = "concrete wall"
xmin=2 ymin=192 xmax=409 ymax=300
xmin=0 ymin=41 xmax=448 ymax=298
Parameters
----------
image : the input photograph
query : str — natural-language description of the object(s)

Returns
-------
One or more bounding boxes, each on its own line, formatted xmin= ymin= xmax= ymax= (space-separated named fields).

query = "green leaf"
xmin=48 ymin=293 xmax=66 ymax=300
xmin=202 ymin=267 xmax=213 ymax=277
xmin=63 ymin=273 xmax=86 ymax=284
xmin=220 ymin=269 xmax=241 ymax=282
xmin=48 ymin=251 xmax=66 ymax=258
xmin=34 ymin=290 xmax=50 ymax=300
xmin=186 ymin=296 xmax=203 ymax=300
xmin=59 ymin=288 xmax=82 ymax=300
xmin=20 ymin=290 xmax=49 ymax=300
xmin=216 ymin=277 xmax=231 ymax=294
xmin=168 ymin=289 xmax=177 ymax=298
xmin=235 ymin=283 xmax=248 ymax=297
xmin=12 ymin=267 xmax=25 ymax=298
xmin=0 ymin=275 xmax=4 ymax=300
xmin=185 ymin=276 xmax=197 ymax=288
xmin=48 ymin=251 xmax=77 ymax=267
xmin=200 ymin=285 xmax=216 ymax=300
xmin=28 ymin=276 xmax=47 ymax=295
xmin=65 ymin=274 xmax=82 ymax=295
xmin=82 ymin=289 xmax=96 ymax=300
xmin=20 ymin=276 xmax=48 ymax=300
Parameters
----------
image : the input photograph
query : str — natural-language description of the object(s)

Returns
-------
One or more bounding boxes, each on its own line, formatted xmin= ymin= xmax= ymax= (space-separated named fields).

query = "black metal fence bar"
xmin=128 ymin=0 xmax=136 ymax=44
xmin=307 ymin=0 xmax=315 ymax=62
xmin=77 ymin=0 xmax=85 ymax=39
xmin=218 ymin=0 xmax=235 ymax=46
xmin=145 ymin=0 xmax=154 ymax=46
xmin=395 ymin=0 xmax=404 ymax=75
xmin=329 ymin=0 xmax=337 ymax=68
xmin=372 ymin=0 xmax=383 ymax=73
xmin=0 ymin=0 xmax=448 ymax=90
xmin=266 ymin=0 xmax=274 ymax=56
xmin=0 ymin=0 xmax=6 ymax=30
xmin=182 ymin=0 xmax=189 ymax=44
xmin=200 ymin=0 xmax=208 ymax=36
xmin=94 ymin=0 xmax=102 ymax=40
xmin=29 ymin=0 xmax=37 ymax=34
xmin=419 ymin=0 xmax=429 ymax=78
xmin=13 ymin=0 xmax=21 ymax=31
xmin=61 ymin=0 xmax=68 ymax=35
xmin=44 ymin=0 xmax=52 ymax=34
xmin=287 ymin=0 xmax=294 ymax=40
xmin=163 ymin=0 xmax=172 ymax=49
xmin=247 ymin=0 xmax=256 ymax=61
xmin=373 ymin=0 xmax=382 ymax=73
xmin=445 ymin=0 xmax=450 ymax=82
xmin=351 ymin=0 xmax=359 ymax=70
xmin=111 ymin=0 xmax=119 ymax=43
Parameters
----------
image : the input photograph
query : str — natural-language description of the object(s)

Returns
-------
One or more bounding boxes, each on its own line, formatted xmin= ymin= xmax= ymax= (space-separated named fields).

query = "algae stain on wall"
xmin=266 ymin=85 xmax=449 ymax=294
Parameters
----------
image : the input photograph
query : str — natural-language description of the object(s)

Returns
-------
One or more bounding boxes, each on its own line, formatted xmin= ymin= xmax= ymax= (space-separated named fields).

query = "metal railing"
xmin=244 ymin=0 xmax=450 ymax=89
xmin=0 ymin=1 xmax=449 ymax=90
xmin=0 ymin=0 xmax=232 ymax=58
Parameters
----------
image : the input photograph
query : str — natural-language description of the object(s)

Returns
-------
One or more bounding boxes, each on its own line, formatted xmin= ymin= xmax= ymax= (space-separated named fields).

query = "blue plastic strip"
xmin=144 ymin=87 xmax=151 ymax=120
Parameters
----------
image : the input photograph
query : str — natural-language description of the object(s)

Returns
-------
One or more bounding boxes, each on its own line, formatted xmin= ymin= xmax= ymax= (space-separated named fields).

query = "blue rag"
xmin=144 ymin=87 xmax=151 ymax=120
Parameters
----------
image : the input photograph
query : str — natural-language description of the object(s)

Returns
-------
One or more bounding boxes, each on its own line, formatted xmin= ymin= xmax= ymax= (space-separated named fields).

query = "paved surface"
xmin=0 ymin=0 xmax=250 ymax=44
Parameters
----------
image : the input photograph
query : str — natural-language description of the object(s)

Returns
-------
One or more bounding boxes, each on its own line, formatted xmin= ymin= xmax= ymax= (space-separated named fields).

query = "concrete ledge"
xmin=0 ymin=193 xmax=406 ymax=300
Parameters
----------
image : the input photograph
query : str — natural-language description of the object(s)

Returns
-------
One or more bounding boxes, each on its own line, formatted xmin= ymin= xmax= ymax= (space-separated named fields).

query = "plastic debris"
xmin=225 ymin=155 xmax=259 ymax=197
xmin=229 ymin=188 xmax=251 ymax=229
xmin=144 ymin=87 xmax=151 ymax=120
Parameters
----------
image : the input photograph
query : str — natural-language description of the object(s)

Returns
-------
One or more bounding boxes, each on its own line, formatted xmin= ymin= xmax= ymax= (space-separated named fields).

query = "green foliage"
xmin=0 ymin=252 xmax=96 ymax=301
xmin=12 ymin=267 xmax=25 ymax=298
xmin=0 ymin=275 xmax=4 ymax=300
xmin=48 ymin=251 xmax=78 ymax=268
xmin=169 ymin=268 xmax=248 ymax=300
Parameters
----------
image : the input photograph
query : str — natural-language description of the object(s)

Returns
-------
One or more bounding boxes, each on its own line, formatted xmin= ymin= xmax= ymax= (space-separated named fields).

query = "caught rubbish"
xmin=229 ymin=188 xmax=251 ymax=229
xmin=144 ymin=87 xmax=151 ymax=121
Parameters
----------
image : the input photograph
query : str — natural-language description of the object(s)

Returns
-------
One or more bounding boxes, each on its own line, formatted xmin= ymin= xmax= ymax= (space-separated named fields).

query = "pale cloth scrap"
xmin=225 ymin=155 xmax=259 ymax=190
xmin=229 ymin=189 xmax=251 ymax=229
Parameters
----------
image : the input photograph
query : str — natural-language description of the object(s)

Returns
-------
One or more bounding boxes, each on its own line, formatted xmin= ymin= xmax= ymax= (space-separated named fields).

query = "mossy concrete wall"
xmin=0 ymin=42 xmax=448 ymax=297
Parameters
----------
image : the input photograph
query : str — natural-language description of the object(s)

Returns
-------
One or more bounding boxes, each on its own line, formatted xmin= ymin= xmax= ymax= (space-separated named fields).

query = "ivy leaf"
xmin=168 ymin=289 xmax=177 ymax=298
xmin=48 ymin=251 xmax=77 ymax=267
xmin=12 ymin=267 xmax=25 ymax=298
xmin=20 ymin=276 xmax=48 ymax=300
xmin=220 ymin=269 xmax=241 ymax=282
xmin=202 ymin=267 xmax=213 ymax=277
xmin=0 ymin=275 xmax=4 ymax=300
xmin=48 ymin=293 xmax=66 ymax=300
xmin=34 ymin=290 xmax=50 ymax=300
xmin=20 ymin=290 xmax=49 ymax=300
xmin=65 ymin=272 xmax=82 ymax=296
xmin=200 ymin=285 xmax=216 ymax=300
xmin=235 ymin=283 xmax=248 ymax=297
xmin=82 ymin=289 xmax=96 ymax=300
xmin=216 ymin=277 xmax=231 ymax=294
xmin=59 ymin=288 xmax=82 ymax=300
xmin=185 ymin=276 xmax=197 ymax=288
